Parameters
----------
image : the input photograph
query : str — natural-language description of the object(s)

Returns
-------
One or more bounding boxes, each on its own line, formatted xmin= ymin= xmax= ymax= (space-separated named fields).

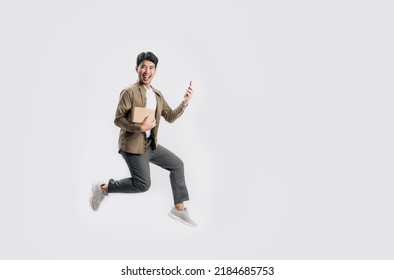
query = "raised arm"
xmin=162 ymin=83 xmax=193 ymax=123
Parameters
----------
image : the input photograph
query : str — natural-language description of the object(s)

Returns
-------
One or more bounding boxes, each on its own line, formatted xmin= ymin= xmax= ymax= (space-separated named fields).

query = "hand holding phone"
xmin=183 ymin=80 xmax=193 ymax=106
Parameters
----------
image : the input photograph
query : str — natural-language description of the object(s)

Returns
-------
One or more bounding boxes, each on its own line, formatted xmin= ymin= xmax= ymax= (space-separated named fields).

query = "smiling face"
xmin=136 ymin=60 xmax=156 ymax=87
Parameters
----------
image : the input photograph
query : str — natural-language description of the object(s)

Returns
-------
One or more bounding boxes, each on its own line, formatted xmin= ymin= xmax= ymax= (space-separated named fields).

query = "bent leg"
xmin=150 ymin=145 xmax=189 ymax=204
xmin=108 ymin=150 xmax=151 ymax=193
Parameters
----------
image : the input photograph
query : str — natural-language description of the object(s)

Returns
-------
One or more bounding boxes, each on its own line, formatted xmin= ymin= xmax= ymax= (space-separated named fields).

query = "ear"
xmin=135 ymin=66 xmax=138 ymax=72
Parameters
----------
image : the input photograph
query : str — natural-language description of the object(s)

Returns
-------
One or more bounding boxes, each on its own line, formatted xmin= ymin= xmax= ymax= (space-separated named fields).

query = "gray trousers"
xmin=108 ymin=144 xmax=189 ymax=204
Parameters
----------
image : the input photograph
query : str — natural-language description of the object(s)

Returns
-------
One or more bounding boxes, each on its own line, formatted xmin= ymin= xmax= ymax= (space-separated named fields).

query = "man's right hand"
xmin=140 ymin=116 xmax=156 ymax=132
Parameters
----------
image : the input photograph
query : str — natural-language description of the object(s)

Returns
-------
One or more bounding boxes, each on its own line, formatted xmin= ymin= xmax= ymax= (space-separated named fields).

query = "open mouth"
xmin=143 ymin=74 xmax=151 ymax=81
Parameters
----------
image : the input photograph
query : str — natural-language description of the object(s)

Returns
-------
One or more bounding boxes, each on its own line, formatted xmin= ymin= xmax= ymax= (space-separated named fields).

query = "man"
xmin=90 ymin=51 xmax=196 ymax=227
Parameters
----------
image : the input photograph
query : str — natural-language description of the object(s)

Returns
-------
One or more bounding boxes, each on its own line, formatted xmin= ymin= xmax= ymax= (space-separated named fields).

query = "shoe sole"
xmin=168 ymin=212 xmax=197 ymax=227
xmin=90 ymin=182 xmax=98 ymax=211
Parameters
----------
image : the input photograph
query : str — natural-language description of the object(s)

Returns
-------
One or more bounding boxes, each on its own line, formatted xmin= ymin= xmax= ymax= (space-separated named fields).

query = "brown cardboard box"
xmin=131 ymin=107 xmax=155 ymax=123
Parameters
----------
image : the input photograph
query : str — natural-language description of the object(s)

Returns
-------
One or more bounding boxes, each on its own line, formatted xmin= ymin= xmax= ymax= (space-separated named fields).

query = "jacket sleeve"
xmin=161 ymin=98 xmax=188 ymax=123
xmin=114 ymin=89 xmax=142 ymax=132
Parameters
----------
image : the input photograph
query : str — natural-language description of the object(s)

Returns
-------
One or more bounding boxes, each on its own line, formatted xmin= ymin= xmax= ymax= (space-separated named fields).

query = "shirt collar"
xmin=136 ymin=80 xmax=159 ymax=95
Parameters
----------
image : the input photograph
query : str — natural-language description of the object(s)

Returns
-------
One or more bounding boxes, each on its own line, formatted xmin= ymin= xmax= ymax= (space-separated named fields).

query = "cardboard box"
xmin=131 ymin=107 xmax=155 ymax=123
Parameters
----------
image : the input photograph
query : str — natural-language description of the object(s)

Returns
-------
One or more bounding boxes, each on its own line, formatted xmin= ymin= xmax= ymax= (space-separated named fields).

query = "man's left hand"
xmin=182 ymin=84 xmax=193 ymax=106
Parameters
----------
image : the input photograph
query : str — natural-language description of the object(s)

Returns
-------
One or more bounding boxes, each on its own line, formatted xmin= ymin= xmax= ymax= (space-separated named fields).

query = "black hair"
xmin=136 ymin=52 xmax=159 ymax=68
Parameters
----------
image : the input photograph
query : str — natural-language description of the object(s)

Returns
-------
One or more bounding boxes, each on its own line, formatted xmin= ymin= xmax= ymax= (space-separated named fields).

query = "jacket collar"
xmin=136 ymin=80 xmax=160 ymax=95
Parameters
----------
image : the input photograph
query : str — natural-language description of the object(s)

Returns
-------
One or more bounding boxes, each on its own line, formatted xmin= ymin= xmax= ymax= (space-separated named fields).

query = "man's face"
xmin=136 ymin=60 xmax=156 ymax=86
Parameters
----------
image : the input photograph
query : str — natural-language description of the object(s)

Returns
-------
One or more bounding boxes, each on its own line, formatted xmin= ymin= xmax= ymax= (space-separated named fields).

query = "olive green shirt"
xmin=114 ymin=82 xmax=187 ymax=154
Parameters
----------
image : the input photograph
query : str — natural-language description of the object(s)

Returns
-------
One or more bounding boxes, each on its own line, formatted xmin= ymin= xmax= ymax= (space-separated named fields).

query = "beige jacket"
xmin=114 ymin=82 xmax=187 ymax=154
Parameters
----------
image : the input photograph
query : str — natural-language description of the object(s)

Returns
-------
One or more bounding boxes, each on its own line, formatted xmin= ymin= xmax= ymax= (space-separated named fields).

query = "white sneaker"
xmin=168 ymin=207 xmax=197 ymax=227
xmin=90 ymin=182 xmax=108 ymax=211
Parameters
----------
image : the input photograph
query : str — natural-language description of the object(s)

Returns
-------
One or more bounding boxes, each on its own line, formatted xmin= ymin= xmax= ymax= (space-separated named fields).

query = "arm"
xmin=161 ymin=99 xmax=187 ymax=123
xmin=161 ymin=83 xmax=193 ymax=123
xmin=114 ymin=89 xmax=142 ymax=132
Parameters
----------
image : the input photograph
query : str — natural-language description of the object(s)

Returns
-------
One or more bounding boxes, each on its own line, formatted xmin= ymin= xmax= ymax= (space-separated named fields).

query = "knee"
xmin=137 ymin=179 xmax=151 ymax=192
xmin=175 ymin=159 xmax=184 ymax=171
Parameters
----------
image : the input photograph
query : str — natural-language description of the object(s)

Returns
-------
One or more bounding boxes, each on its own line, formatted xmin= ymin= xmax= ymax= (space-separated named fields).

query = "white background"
xmin=0 ymin=0 xmax=393 ymax=259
